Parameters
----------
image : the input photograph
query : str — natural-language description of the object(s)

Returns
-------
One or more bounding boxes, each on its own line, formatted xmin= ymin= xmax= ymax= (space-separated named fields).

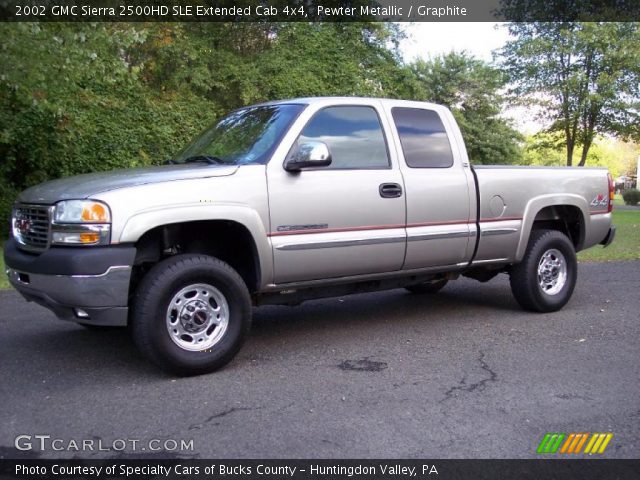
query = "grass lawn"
xmin=0 ymin=209 xmax=637 ymax=290
xmin=0 ymin=242 xmax=8 ymax=289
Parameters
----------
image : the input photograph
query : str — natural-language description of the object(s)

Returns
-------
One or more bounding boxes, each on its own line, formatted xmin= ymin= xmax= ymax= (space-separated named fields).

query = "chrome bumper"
xmin=6 ymin=266 xmax=131 ymax=326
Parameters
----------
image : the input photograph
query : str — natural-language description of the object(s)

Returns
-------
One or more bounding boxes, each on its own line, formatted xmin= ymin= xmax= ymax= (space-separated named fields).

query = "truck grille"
xmin=12 ymin=204 xmax=52 ymax=252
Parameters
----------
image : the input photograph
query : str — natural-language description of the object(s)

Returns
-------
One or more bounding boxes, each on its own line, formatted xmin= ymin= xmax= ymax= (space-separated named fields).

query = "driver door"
xmin=266 ymin=103 xmax=406 ymax=284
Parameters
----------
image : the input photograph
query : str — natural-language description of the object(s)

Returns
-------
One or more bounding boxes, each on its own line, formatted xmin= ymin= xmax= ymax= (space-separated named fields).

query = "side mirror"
xmin=284 ymin=141 xmax=332 ymax=172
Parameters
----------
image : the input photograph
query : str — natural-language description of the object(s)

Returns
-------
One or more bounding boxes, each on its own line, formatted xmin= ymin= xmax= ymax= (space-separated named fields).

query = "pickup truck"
xmin=5 ymin=97 xmax=616 ymax=375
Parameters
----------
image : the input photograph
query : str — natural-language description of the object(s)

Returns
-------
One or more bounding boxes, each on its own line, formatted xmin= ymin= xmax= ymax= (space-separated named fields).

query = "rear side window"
xmin=295 ymin=106 xmax=390 ymax=169
xmin=391 ymin=107 xmax=454 ymax=168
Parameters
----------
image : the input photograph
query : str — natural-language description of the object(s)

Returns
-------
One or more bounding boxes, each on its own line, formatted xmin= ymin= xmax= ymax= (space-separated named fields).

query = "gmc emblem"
xmin=16 ymin=218 xmax=31 ymax=235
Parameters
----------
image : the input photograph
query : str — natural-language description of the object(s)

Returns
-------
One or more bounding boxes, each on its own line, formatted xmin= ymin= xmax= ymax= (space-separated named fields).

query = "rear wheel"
xmin=405 ymin=279 xmax=448 ymax=294
xmin=131 ymin=254 xmax=251 ymax=376
xmin=509 ymin=229 xmax=577 ymax=312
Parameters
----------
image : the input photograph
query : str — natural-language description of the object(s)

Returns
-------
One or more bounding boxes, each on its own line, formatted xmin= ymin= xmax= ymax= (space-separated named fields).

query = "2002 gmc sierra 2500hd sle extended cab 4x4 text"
xmin=5 ymin=97 xmax=615 ymax=375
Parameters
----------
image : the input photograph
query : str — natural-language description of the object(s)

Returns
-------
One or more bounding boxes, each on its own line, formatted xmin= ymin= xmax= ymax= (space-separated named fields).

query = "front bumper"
xmin=4 ymin=239 xmax=135 ymax=326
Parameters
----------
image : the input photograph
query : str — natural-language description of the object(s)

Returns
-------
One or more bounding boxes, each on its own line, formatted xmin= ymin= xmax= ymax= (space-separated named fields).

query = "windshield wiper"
xmin=182 ymin=155 xmax=224 ymax=165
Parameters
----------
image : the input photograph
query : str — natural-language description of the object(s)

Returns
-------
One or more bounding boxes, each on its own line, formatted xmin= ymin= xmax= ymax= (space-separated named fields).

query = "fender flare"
xmin=515 ymin=194 xmax=589 ymax=261
xmin=118 ymin=204 xmax=272 ymax=287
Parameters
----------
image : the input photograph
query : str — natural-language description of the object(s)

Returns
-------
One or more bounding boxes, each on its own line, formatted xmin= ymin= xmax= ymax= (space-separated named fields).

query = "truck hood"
xmin=18 ymin=164 xmax=239 ymax=204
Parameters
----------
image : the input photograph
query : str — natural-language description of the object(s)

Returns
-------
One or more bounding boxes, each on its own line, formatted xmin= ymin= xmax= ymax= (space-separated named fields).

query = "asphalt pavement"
xmin=1 ymin=261 xmax=638 ymax=459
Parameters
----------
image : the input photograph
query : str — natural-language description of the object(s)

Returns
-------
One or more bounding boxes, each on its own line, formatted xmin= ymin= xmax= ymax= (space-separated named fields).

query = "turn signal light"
xmin=81 ymin=203 xmax=109 ymax=222
xmin=79 ymin=232 xmax=100 ymax=244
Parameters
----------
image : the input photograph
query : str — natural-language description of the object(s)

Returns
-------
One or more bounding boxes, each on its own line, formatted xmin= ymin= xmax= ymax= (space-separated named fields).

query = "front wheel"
xmin=131 ymin=254 xmax=252 ymax=376
xmin=509 ymin=229 xmax=577 ymax=312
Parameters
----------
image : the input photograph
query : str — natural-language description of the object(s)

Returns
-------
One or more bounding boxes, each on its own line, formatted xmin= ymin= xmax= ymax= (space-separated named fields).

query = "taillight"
xmin=607 ymin=172 xmax=614 ymax=213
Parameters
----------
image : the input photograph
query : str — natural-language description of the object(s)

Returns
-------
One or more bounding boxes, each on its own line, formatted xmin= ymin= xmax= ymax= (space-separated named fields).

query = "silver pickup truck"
xmin=5 ymin=97 xmax=615 ymax=375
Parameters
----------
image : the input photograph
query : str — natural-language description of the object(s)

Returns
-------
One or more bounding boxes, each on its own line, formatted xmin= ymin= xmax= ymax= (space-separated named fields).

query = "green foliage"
xmin=522 ymin=131 xmax=567 ymax=167
xmin=0 ymin=23 xmax=206 ymax=229
xmin=501 ymin=22 xmax=640 ymax=166
xmin=523 ymin=132 xmax=639 ymax=177
xmin=0 ymin=243 xmax=8 ymax=289
xmin=622 ymin=189 xmax=640 ymax=206
xmin=0 ymin=23 xmax=522 ymax=231
xmin=409 ymin=52 xmax=522 ymax=164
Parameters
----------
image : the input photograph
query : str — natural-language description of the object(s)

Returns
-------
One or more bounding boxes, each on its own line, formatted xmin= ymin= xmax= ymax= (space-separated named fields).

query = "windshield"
xmin=174 ymin=104 xmax=305 ymax=165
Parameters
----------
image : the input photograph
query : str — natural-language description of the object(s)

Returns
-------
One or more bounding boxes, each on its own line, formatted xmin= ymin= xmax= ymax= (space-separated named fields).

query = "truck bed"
xmin=472 ymin=165 xmax=612 ymax=263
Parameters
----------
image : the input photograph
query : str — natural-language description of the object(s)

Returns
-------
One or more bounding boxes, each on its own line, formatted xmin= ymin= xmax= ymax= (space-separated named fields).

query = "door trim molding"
xmin=274 ymin=235 xmax=406 ymax=251
xmin=268 ymin=217 xmax=522 ymax=237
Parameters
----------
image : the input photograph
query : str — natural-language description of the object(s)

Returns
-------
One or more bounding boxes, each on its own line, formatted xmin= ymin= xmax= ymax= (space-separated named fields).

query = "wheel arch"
xmin=516 ymin=195 xmax=588 ymax=261
xmin=120 ymin=206 xmax=272 ymax=293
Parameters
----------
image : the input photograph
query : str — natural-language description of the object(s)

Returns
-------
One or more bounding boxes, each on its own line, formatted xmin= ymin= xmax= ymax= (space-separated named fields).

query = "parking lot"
xmin=1 ymin=261 xmax=638 ymax=459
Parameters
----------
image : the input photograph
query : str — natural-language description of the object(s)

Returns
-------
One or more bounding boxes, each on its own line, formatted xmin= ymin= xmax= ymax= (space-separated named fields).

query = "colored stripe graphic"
xmin=540 ymin=432 xmax=614 ymax=454
xmin=537 ymin=433 xmax=566 ymax=453
xmin=536 ymin=433 xmax=553 ymax=454
xmin=584 ymin=433 xmax=614 ymax=454
xmin=574 ymin=433 xmax=589 ymax=453
xmin=560 ymin=433 xmax=575 ymax=453
xmin=560 ymin=433 xmax=589 ymax=453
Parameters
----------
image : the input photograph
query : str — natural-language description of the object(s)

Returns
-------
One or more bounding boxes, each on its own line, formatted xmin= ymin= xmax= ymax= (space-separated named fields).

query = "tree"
xmin=129 ymin=22 xmax=410 ymax=109
xmin=500 ymin=22 xmax=640 ymax=166
xmin=0 ymin=23 xmax=207 ymax=227
xmin=0 ymin=22 xmax=411 ymax=228
xmin=523 ymin=132 xmax=639 ymax=178
xmin=410 ymin=52 xmax=522 ymax=164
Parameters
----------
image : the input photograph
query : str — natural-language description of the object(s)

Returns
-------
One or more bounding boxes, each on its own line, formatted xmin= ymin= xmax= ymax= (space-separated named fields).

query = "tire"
xmin=131 ymin=254 xmax=252 ymax=376
xmin=405 ymin=279 xmax=448 ymax=294
xmin=509 ymin=229 xmax=577 ymax=313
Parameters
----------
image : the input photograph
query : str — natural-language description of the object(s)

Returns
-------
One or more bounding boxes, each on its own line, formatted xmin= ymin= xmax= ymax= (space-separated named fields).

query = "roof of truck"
xmin=255 ymin=96 xmax=446 ymax=111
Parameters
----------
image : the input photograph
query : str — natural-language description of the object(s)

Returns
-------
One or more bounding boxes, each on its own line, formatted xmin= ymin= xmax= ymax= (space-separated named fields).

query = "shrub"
xmin=622 ymin=189 xmax=640 ymax=206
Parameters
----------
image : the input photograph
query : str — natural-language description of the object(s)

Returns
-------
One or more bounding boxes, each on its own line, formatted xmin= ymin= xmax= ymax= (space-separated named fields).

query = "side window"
xmin=294 ymin=106 xmax=390 ymax=169
xmin=391 ymin=107 xmax=454 ymax=168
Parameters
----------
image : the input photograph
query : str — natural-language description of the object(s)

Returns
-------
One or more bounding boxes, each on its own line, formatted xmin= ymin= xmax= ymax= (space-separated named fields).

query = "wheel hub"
xmin=166 ymin=283 xmax=229 ymax=351
xmin=537 ymin=248 xmax=568 ymax=296
xmin=180 ymin=300 xmax=210 ymax=332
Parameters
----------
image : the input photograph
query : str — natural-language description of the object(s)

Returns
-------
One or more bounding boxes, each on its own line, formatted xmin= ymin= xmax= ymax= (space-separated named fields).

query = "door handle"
xmin=379 ymin=183 xmax=403 ymax=198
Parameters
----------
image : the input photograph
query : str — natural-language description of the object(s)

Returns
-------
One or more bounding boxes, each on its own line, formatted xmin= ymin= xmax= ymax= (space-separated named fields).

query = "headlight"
xmin=52 ymin=200 xmax=111 ymax=246
xmin=53 ymin=200 xmax=111 ymax=223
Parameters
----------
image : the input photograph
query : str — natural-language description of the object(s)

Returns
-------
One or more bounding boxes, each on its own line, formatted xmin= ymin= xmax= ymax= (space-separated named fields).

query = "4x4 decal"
xmin=590 ymin=194 xmax=608 ymax=208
